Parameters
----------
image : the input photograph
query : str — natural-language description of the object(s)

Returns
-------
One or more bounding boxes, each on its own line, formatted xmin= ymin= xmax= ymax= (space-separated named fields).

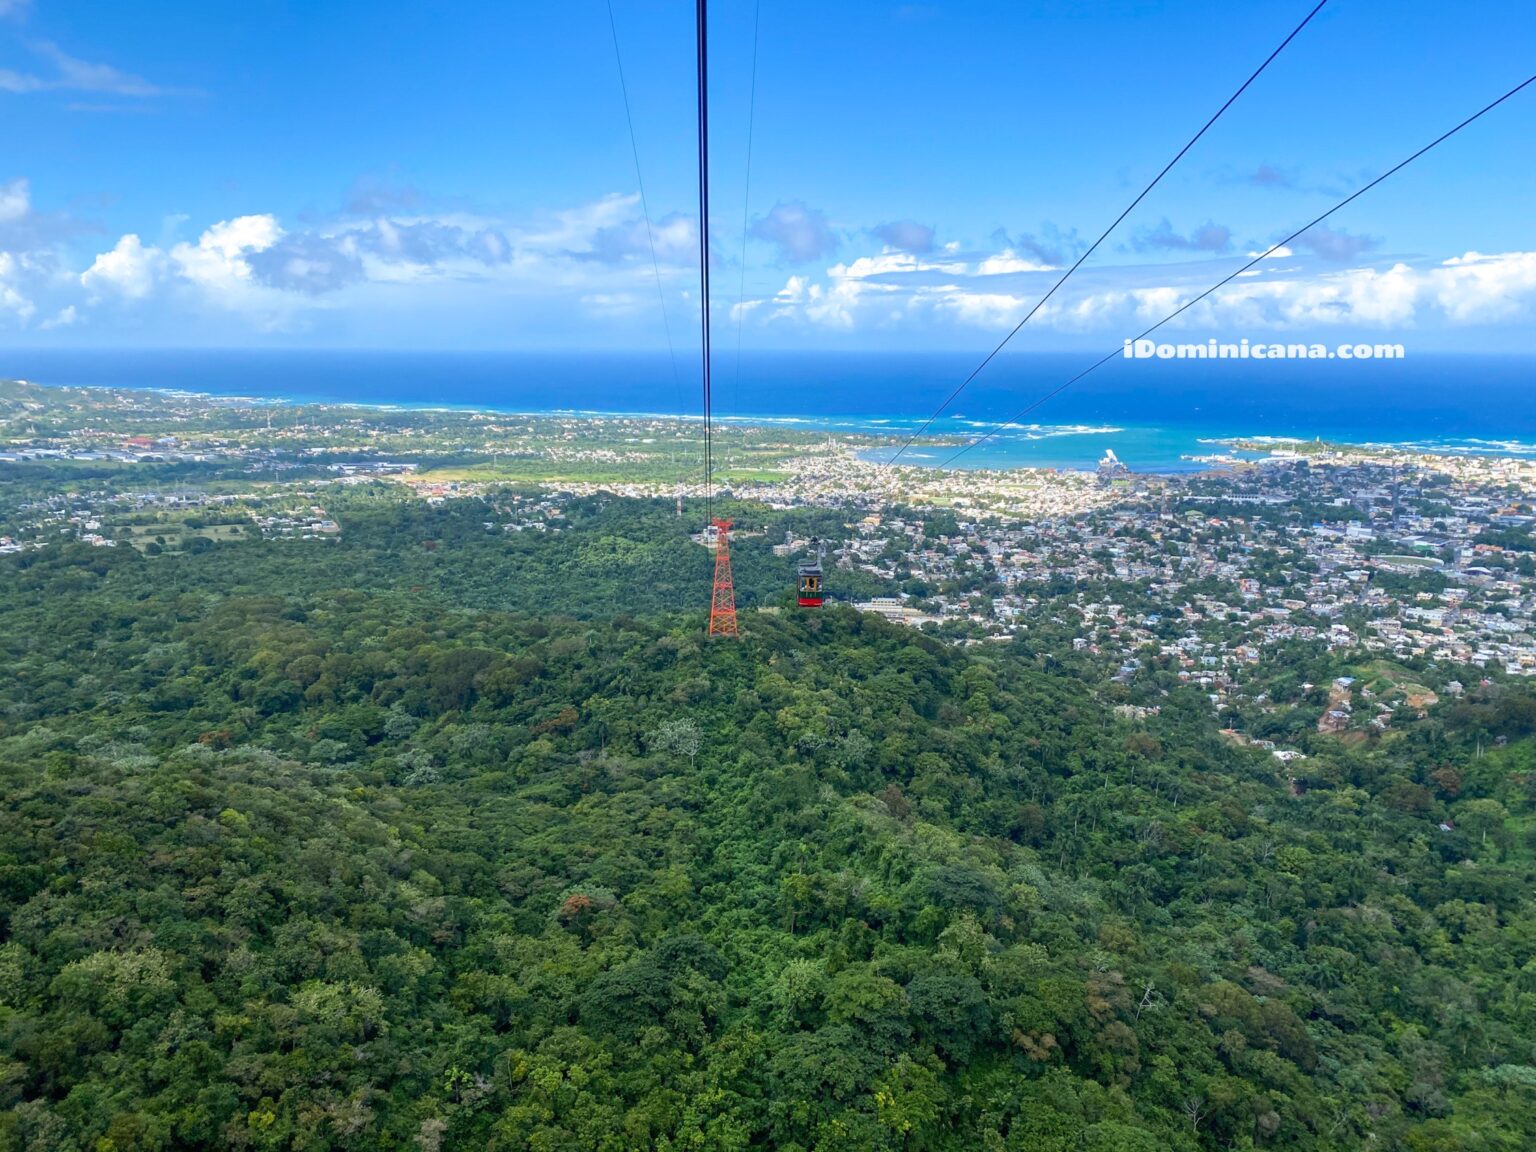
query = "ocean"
xmin=3 ymin=348 xmax=1532 ymax=472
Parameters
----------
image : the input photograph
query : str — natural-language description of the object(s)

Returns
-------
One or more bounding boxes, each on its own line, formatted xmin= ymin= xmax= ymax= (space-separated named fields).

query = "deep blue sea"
xmin=3 ymin=349 xmax=1532 ymax=472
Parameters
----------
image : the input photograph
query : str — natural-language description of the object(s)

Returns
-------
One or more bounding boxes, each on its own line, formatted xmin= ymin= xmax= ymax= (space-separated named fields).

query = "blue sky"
xmin=1 ymin=0 xmax=1533 ymax=353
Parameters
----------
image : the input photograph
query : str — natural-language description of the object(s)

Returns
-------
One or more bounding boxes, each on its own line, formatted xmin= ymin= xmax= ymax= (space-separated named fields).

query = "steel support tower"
xmin=708 ymin=518 xmax=738 ymax=638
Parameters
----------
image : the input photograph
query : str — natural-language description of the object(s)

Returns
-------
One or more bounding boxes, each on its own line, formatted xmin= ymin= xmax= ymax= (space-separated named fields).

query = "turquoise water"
xmin=3 ymin=348 xmax=1532 ymax=472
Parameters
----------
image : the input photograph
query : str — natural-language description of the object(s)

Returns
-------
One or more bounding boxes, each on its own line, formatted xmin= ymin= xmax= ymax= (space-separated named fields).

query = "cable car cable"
xmin=696 ymin=0 xmax=714 ymax=524
xmin=732 ymin=0 xmax=762 ymax=415
xmin=605 ymin=0 xmax=686 ymax=424
xmin=939 ymin=72 xmax=1536 ymax=469
xmin=884 ymin=0 xmax=1329 ymax=468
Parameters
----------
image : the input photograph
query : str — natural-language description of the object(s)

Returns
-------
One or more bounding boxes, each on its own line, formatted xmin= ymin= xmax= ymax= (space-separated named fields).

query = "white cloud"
xmin=928 ymin=286 xmax=1028 ymax=328
xmin=48 ymin=185 xmax=1536 ymax=348
xmin=81 ymin=234 xmax=166 ymax=299
xmin=1 ymin=41 xmax=176 ymax=99
xmin=770 ymin=259 xmax=915 ymax=329
xmin=83 ymin=215 xmax=287 ymax=305
xmin=0 ymin=174 xmax=75 ymax=328
xmin=0 ymin=287 xmax=32 ymax=320
xmin=1432 ymin=251 xmax=1536 ymax=322
xmin=1056 ymin=252 xmax=1536 ymax=333
xmin=39 ymin=303 xmax=76 ymax=329
xmin=775 ymin=275 xmax=810 ymax=304
xmin=197 ymin=214 xmax=283 ymax=259
xmin=975 ymin=249 xmax=1055 ymax=276
xmin=0 ymin=252 xmax=36 ymax=321
xmin=807 ymin=278 xmax=885 ymax=329
xmin=728 ymin=297 xmax=767 ymax=322
xmin=830 ymin=250 xmax=965 ymax=279
xmin=170 ymin=213 xmax=283 ymax=294
xmin=1276 ymin=264 xmax=1420 ymax=326
xmin=65 ymin=195 xmax=707 ymax=338
xmin=755 ymin=244 xmax=1536 ymax=338
xmin=521 ymin=193 xmax=640 ymax=254
xmin=585 ymin=208 xmax=696 ymax=266
xmin=36 ymin=42 xmax=166 ymax=96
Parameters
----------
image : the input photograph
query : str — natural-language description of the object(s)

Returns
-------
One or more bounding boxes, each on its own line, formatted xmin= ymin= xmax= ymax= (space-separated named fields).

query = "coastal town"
xmin=832 ymin=452 xmax=1536 ymax=756
xmin=5 ymin=380 xmax=1535 ymax=742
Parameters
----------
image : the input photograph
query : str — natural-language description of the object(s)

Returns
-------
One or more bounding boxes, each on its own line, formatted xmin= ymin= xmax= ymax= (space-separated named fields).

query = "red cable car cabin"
xmin=797 ymin=537 xmax=825 ymax=607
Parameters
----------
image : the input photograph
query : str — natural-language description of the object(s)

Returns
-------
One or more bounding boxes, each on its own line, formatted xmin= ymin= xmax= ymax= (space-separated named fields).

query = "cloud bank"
xmin=1 ymin=169 xmax=1532 ymax=348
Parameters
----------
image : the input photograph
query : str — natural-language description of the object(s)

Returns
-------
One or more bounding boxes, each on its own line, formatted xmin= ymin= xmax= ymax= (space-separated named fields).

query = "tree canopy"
xmin=1 ymin=498 xmax=1533 ymax=1150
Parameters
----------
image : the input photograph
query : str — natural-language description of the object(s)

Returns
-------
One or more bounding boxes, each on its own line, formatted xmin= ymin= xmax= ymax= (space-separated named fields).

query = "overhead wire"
xmin=696 ymin=0 xmax=714 ymax=524
xmin=939 ymin=72 xmax=1536 ymax=469
xmin=884 ymin=0 xmax=1330 ymax=468
xmin=604 ymin=0 xmax=685 ymax=419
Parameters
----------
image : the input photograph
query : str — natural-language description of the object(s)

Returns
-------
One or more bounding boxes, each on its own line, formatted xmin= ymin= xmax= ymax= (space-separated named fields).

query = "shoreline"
xmin=8 ymin=376 xmax=1536 ymax=475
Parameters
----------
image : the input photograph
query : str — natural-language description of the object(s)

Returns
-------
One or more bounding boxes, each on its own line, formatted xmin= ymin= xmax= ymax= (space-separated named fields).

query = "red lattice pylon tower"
xmin=708 ymin=518 xmax=739 ymax=638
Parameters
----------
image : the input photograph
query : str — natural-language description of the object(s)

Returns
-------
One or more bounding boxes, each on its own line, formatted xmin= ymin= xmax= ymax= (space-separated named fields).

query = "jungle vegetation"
xmin=0 ymin=498 xmax=1533 ymax=1151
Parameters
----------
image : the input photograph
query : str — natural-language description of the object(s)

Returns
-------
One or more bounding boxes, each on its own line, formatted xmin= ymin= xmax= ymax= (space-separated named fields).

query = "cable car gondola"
xmin=797 ymin=537 xmax=825 ymax=607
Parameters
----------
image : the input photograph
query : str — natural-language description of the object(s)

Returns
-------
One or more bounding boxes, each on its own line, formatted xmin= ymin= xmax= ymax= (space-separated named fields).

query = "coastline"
xmin=7 ymin=356 xmax=1536 ymax=475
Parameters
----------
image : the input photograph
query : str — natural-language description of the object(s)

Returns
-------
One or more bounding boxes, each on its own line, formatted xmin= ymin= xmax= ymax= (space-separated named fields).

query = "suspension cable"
xmin=940 ymin=73 xmax=1536 ymax=469
xmin=696 ymin=0 xmax=714 ymax=523
xmin=884 ymin=0 xmax=1329 ymax=467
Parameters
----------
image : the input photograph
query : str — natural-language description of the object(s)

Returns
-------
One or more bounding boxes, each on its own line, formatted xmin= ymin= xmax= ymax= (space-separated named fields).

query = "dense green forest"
xmin=1 ymin=498 xmax=1534 ymax=1150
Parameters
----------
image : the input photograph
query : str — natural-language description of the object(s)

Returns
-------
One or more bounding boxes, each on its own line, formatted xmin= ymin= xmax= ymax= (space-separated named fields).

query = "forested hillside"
xmin=1 ymin=502 xmax=1533 ymax=1150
